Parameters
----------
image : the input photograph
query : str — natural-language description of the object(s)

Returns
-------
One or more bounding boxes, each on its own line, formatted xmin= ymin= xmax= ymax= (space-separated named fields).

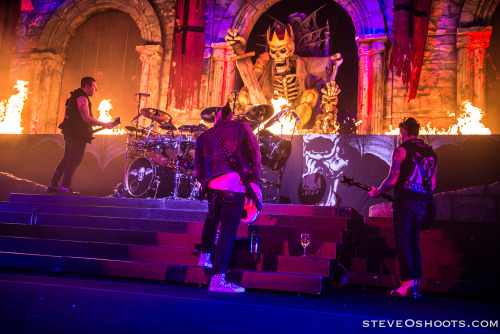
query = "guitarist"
xmin=194 ymin=103 xmax=261 ymax=293
xmin=369 ymin=117 xmax=437 ymax=298
xmin=47 ymin=77 xmax=114 ymax=196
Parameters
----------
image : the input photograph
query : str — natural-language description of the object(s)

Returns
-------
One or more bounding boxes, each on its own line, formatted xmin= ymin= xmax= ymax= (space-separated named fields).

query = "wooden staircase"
xmin=0 ymin=194 xmax=362 ymax=294
xmin=348 ymin=217 xmax=500 ymax=297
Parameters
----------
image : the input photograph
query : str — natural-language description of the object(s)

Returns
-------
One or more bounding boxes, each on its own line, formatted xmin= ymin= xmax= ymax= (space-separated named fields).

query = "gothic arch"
xmin=29 ymin=0 xmax=163 ymax=133
xmin=216 ymin=0 xmax=386 ymax=42
xmin=37 ymin=0 xmax=161 ymax=55
xmin=458 ymin=0 xmax=500 ymax=27
xmin=214 ymin=0 xmax=388 ymax=133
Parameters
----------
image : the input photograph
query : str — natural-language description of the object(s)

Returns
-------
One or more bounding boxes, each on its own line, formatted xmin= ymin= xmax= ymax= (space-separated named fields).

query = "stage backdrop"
xmin=1 ymin=134 xmax=499 ymax=217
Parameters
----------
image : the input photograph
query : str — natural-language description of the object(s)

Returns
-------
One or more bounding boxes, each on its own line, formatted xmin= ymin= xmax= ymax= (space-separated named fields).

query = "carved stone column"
xmin=136 ymin=44 xmax=163 ymax=110
xmin=209 ymin=43 xmax=236 ymax=107
xmin=457 ymin=27 xmax=492 ymax=110
xmin=29 ymin=52 xmax=64 ymax=134
xmin=356 ymin=34 xmax=387 ymax=134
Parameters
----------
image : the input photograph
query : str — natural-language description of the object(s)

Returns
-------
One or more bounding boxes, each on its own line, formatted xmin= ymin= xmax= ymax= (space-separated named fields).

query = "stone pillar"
xmin=29 ymin=52 xmax=64 ymax=134
xmin=136 ymin=44 xmax=163 ymax=111
xmin=457 ymin=27 xmax=492 ymax=110
xmin=356 ymin=34 xmax=388 ymax=134
xmin=209 ymin=42 xmax=236 ymax=107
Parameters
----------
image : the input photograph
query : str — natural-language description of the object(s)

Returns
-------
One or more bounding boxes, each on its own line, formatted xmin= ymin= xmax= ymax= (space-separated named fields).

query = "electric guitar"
xmin=92 ymin=117 xmax=121 ymax=134
xmin=340 ymin=175 xmax=434 ymax=230
xmin=340 ymin=175 xmax=393 ymax=201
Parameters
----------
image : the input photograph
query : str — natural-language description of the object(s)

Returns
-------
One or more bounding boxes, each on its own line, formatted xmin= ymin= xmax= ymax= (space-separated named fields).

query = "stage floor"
xmin=0 ymin=269 xmax=498 ymax=333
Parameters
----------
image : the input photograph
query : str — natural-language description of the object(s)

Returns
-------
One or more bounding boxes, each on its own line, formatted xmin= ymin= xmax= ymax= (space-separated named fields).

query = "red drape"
xmin=167 ymin=0 xmax=205 ymax=110
xmin=390 ymin=0 xmax=433 ymax=101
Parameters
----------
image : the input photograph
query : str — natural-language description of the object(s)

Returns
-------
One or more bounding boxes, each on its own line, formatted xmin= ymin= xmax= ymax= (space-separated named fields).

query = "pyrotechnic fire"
xmin=95 ymin=99 xmax=124 ymax=134
xmin=0 ymin=80 xmax=29 ymax=134
xmin=385 ymin=101 xmax=491 ymax=135
xmin=263 ymin=95 xmax=296 ymax=135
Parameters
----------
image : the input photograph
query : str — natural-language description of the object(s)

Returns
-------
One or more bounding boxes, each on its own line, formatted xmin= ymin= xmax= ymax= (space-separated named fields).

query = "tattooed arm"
xmin=369 ymin=147 xmax=406 ymax=197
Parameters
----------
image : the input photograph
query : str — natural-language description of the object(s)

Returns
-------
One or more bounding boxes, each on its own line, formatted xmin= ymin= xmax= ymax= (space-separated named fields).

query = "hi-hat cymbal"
xmin=200 ymin=107 xmax=219 ymax=123
xmin=140 ymin=108 xmax=172 ymax=122
xmin=245 ymin=104 xmax=274 ymax=123
xmin=124 ymin=126 xmax=147 ymax=137
xmin=125 ymin=126 xmax=137 ymax=132
xmin=158 ymin=121 xmax=177 ymax=131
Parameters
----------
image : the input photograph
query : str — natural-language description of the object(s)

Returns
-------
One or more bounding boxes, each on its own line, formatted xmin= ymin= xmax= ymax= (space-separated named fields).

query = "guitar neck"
xmin=351 ymin=182 xmax=393 ymax=201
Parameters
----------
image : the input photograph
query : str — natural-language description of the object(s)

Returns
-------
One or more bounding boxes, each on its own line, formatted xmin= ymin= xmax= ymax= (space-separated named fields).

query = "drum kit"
xmin=122 ymin=102 xmax=295 ymax=201
xmin=124 ymin=107 xmax=206 ymax=199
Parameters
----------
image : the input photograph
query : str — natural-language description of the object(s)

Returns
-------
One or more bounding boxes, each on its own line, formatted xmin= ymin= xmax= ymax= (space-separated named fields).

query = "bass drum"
xmin=258 ymin=129 xmax=292 ymax=171
xmin=126 ymin=157 xmax=175 ymax=198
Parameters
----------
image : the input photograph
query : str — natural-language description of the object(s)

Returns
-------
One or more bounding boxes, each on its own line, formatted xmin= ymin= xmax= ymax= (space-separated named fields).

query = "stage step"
xmin=0 ymin=223 xmax=339 ymax=258
xmin=0 ymin=235 xmax=332 ymax=275
xmin=8 ymin=193 xmax=342 ymax=217
xmin=348 ymin=217 xmax=500 ymax=296
xmin=0 ymin=195 xmax=361 ymax=294
xmin=0 ymin=252 xmax=327 ymax=294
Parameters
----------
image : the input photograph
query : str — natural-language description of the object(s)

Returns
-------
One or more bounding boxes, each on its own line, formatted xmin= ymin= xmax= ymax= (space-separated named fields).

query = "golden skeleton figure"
xmin=225 ymin=16 xmax=342 ymax=131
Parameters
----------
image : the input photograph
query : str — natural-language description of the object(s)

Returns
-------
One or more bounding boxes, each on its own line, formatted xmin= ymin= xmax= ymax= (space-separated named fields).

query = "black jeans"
xmin=200 ymin=188 xmax=246 ymax=275
xmin=392 ymin=200 xmax=428 ymax=281
xmin=51 ymin=134 xmax=87 ymax=188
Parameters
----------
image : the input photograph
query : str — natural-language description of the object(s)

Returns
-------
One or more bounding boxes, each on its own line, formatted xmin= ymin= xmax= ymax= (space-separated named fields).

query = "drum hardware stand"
xmin=169 ymin=136 xmax=185 ymax=200
xmin=134 ymin=93 xmax=149 ymax=139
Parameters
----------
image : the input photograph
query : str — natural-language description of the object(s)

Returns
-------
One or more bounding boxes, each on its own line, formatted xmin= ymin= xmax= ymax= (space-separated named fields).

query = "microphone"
xmin=131 ymin=115 xmax=140 ymax=122
xmin=290 ymin=110 xmax=301 ymax=124
xmin=135 ymin=93 xmax=150 ymax=97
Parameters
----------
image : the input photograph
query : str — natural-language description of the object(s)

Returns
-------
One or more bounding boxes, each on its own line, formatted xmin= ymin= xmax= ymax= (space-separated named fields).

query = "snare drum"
xmin=257 ymin=129 xmax=292 ymax=171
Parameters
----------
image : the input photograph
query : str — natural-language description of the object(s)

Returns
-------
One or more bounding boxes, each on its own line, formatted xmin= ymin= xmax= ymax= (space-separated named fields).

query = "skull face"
xmin=138 ymin=167 xmax=145 ymax=182
xmin=301 ymin=135 xmax=349 ymax=206
xmin=269 ymin=41 xmax=295 ymax=74
xmin=267 ymin=24 xmax=295 ymax=75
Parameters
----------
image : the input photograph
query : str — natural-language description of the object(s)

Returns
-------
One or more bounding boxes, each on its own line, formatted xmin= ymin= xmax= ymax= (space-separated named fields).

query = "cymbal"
xmin=125 ymin=126 xmax=137 ymax=132
xmin=233 ymin=113 xmax=259 ymax=123
xmin=264 ymin=108 xmax=289 ymax=129
xmin=158 ymin=121 xmax=177 ymax=131
xmin=245 ymin=104 xmax=274 ymax=122
xmin=140 ymin=108 xmax=172 ymax=122
xmin=200 ymin=107 xmax=219 ymax=123
xmin=179 ymin=124 xmax=205 ymax=132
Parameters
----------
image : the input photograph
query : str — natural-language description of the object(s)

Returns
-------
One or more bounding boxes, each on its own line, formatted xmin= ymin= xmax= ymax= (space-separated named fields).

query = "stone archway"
xmin=213 ymin=0 xmax=388 ymax=134
xmin=29 ymin=0 xmax=163 ymax=133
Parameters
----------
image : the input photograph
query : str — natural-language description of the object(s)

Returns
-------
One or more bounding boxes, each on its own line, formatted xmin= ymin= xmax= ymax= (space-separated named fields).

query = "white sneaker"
xmin=198 ymin=251 xmax=212 ymax=268
xmin=209 ymin=274 xmax=245 ymax=293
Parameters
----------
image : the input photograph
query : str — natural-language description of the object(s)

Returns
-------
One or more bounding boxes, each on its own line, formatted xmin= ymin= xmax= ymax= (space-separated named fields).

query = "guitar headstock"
xmin=340 ymin=175 xmax=355 ymax=186
xmin=112 ymin=117 xmax=121 ymax=127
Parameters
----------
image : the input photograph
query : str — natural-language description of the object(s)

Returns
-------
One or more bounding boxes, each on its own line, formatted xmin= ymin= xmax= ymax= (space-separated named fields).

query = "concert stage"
xmin=0 ymin=193 xmax=359 ymax=295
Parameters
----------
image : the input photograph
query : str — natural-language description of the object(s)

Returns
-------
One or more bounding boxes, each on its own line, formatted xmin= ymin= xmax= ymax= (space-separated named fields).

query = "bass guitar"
xmin=339 ymin=175 xmax=434 ymax=230
xmin=241 ymin=183 xmax=262 ymax=224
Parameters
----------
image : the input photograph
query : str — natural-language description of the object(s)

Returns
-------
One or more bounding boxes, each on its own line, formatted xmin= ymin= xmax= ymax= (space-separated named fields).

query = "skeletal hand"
xmin=321 ymin=81 xmax=341 ymax=108
xmin=225 ymin=29 xmax=246 ymax=47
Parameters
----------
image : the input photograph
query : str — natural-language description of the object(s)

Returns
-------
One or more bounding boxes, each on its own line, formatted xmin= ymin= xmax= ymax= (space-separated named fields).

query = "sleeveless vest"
xmin=394 ymin=138 xmax=437 ymax=202
xmin=58 ymin=88 xmax=93 ymax=143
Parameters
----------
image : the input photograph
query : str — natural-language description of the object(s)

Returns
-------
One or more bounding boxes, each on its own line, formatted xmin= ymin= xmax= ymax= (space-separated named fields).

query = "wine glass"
xmin=300 ymin=233 xmax=310 ymax=257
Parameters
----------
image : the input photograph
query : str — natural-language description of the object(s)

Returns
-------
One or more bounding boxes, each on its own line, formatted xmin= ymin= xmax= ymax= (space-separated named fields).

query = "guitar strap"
xmin=208 ymin=127 xmax=262 ymax=211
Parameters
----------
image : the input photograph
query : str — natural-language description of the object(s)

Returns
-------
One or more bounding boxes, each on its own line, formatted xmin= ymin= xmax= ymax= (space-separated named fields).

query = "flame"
xmin=262 ymin=95 xmax=297 ymax=135
xmin=0 ymin=80 xmax=29 ymax=134
xmin=94 ymin=99 xmax=124 ymax=134
xmin=385 ymin=101 xmax=491 ymax=135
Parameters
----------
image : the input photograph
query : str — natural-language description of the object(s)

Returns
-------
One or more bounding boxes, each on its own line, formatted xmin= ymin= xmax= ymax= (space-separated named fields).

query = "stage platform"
xmin=0 ymin=194 xmax=362 ymax=295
